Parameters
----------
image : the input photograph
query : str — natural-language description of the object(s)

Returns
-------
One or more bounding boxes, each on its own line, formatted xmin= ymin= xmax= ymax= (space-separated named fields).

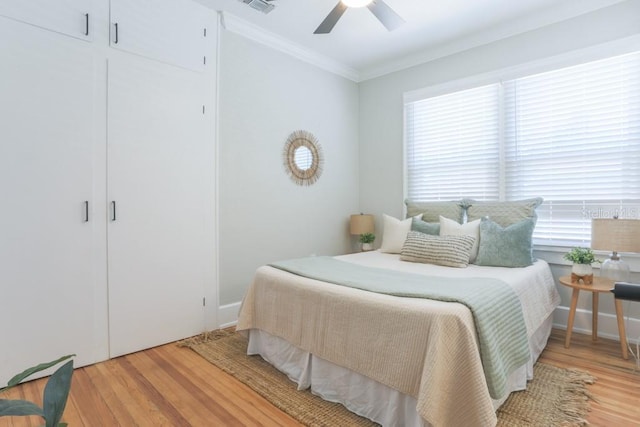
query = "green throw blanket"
xmin=269 ymin=256 xmax=530 ymax=399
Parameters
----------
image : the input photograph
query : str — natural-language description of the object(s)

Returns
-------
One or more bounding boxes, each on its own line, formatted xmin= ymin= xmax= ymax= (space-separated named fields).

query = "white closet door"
xmin=110 ymin=0 xmax=208 ymax=71
xmin=0 ymin=0 xmax=93 ymax=41
xmin=107 ymin=57 xmax=209 ymax=357
xmin=0 ymin=17 xmax=98 ymax=384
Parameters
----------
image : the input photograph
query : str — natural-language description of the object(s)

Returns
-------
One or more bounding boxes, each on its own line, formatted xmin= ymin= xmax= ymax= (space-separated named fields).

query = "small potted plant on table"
xmin=359 ymin=233 xmax=375 ymax=251
xmin=564 ymin=247 xmax=599 ymax=285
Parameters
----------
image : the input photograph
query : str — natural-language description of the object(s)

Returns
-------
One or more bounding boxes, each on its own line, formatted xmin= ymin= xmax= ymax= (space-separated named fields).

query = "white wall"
xmin=358 ymin=0 xmax=640 ymax=338
xmin=218 ymin=30 xmax=360 ymax=306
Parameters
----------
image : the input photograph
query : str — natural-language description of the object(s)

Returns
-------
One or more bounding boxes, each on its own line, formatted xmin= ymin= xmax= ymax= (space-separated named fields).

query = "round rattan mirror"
xmin=283 ymin=130 xmax=323 ymax=186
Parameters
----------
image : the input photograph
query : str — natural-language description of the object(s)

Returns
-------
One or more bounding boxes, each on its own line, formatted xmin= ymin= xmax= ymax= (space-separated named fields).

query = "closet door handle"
xmin=114 ymin=22 xmax=119 ymax=44
xmin=111 ymin=201 xmax=117 ymax=221
xmin=84 ymin=201 xmax=89 ymax=222
xmin=85 ymin=13 xmax=89 ymax=36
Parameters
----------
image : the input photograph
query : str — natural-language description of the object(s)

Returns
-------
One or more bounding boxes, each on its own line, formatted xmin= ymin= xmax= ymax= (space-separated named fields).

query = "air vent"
xmin=240 ymin=0 xmax=275 ymax=14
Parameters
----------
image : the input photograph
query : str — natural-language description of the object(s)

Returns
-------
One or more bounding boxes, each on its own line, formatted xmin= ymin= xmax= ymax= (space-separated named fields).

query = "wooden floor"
xmin=1 ymin=329 xmax=639 ymax=427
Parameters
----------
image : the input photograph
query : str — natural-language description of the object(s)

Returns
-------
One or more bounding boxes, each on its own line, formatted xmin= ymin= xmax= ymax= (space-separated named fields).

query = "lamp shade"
xmin=591 ymin=219 xmax=640 ymax=253
xmin=350 ymin=214 xmax=374 ymax=235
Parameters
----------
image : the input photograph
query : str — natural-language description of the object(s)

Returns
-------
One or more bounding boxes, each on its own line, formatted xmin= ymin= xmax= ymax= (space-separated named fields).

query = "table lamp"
xmin=350 ymin=213 xmax=374 ymax=251
xmin=591 ymin=218 xmax=640 ymax=282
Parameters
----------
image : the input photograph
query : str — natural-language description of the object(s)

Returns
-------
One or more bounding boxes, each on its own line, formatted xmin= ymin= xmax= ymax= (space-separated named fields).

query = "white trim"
xmin=403 ymin=34 xmax=640 ymax=104
xmin=207 ymin=11 xmax=223 ymax=332
xmin=553 ymin=305 xmax=640 ymax=346
xmin=401 ymin=104 xmax=408 ymax=218
xmin=402 ymin=36 xmax=640 ymax=248
xmin=535 ymin=247 xmax=640 ymax=274
xmin=220 ymin=12 xmax=360 ymax=82
xmin=218 ymin=301 xmax=241 ymax=328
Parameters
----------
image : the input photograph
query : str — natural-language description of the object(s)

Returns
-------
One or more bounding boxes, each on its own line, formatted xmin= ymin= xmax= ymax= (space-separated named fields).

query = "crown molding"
xmin=359 ymin=0 xmax=630 ymax=81
xmin=220 ymin=12 xmax=360 ymax=82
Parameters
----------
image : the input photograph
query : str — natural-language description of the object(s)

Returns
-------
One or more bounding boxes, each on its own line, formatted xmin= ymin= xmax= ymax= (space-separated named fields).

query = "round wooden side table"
xmin=559 ymin=275 xmax=628 ymax=359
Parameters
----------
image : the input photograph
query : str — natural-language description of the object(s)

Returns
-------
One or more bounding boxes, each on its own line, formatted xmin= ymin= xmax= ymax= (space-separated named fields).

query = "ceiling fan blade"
xmin=314 ymin=2 xmax=348 ymax=34
xmin=367 ymin=0 xmax=405 ymax=31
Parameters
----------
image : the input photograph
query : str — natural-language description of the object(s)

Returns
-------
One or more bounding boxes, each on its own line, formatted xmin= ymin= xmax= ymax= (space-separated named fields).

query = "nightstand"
xmin=559 ymin=275 xmax=628 ymax=359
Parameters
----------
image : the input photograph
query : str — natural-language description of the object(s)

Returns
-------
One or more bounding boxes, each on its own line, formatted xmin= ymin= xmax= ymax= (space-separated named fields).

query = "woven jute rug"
xmin=180 ymin=330 xmax=595 ymax=427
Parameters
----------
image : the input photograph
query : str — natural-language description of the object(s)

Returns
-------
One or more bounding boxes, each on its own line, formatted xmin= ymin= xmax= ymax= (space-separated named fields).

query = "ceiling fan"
xmin=314 ymin=0 xmax=405 ymax=34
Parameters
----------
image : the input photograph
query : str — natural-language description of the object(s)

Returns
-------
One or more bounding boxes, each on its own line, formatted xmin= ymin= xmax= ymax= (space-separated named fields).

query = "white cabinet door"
xmin=0 ymin=0 xmax=93 ymax=41
xmin=0 ymin=18 xmax=99 ymax=384
xmin=107 ymin=57 xmax=210 ymax=357
xmin=110 ymin=0 xmax=209 ymax=71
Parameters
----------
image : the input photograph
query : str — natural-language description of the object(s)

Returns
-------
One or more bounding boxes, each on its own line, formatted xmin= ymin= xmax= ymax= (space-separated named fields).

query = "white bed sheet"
xmin=248 ymin=314 xmax=552 ymax=427
xmin=243 ymin=251 xmax=560 ymax=426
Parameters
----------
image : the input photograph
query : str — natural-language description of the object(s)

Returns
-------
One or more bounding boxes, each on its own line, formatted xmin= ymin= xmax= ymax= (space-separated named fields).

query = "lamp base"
xmin=600 ymin=256 xmax=630 ymax=282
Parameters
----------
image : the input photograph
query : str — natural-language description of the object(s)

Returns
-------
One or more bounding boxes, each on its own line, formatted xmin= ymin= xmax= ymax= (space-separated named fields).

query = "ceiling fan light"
xmin=341 ymin=0 xmax=373 ymax=8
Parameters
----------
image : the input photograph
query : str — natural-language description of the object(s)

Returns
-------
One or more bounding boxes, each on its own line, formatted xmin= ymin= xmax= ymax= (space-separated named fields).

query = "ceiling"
xmin=194 ymin=0 xmax=626 ymax=81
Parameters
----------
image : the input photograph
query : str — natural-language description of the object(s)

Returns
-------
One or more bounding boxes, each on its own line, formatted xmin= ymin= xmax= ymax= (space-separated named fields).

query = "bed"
xmin=237 ymin=200 xmax=560 ymax=426
xmin=236 ymin=250 xmax=560 ymax=426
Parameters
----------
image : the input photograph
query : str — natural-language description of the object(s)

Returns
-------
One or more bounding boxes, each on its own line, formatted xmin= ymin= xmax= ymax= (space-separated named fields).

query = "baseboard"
xmin=218 ymin=301 xmax=241 ymax=329
xmin=553 ymin=305 xmax=640 ymax=345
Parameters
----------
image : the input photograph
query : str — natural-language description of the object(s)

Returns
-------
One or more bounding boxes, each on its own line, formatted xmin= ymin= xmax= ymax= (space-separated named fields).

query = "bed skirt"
xmin=246 ymin=313 xmax=553 ymax=427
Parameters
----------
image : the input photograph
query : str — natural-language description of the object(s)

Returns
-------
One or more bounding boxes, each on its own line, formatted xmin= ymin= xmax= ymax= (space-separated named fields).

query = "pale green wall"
xmin=218 ymin=31 xmax=360 ymax=305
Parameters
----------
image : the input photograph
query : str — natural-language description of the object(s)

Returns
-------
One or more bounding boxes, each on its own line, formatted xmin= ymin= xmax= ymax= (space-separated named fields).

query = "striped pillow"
xmin=400 ymin=231 xmax=475 ymax=268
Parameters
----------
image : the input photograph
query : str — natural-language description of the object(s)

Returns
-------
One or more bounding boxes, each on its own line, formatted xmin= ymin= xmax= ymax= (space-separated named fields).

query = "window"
xmin=405 ymin=51 xmax=640 ymax=246
xmin=405 ymin=84 xmax=501 ymax=202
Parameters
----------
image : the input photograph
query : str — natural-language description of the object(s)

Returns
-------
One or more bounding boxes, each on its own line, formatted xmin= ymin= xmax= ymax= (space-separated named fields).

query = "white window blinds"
xmin=405 ymin=84 xmax=501 ymax=201
xmin=504 ymin=53 xmax=640 ymax=245
xmin=405 ymin=51 xmax=640 ymax=246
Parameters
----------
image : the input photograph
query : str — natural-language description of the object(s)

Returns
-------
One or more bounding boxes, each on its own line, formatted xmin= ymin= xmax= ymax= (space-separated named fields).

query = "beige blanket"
xmin=237 ymin=252 xmax=560 ymax=426
xmin=238 ymin=266 xmax=499 ymax=426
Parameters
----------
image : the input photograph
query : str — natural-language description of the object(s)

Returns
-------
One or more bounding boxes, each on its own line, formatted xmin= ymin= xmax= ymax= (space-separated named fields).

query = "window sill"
xmin=533 ymin=245 xmax=640 ymax=274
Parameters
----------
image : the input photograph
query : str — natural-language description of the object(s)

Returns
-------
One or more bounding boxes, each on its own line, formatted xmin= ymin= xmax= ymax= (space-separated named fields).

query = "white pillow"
xmin=380 ymin=214 xmax=412 ymax=254
xmin=439 ymin=215 xmax=481 ymax=263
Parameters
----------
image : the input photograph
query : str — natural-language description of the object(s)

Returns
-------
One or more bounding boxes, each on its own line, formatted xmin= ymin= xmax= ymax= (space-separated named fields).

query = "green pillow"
xmin=464 ymin=197 xmax=543 ymax=227
xmin=475 ymin=217 xmax=535 ymax=267
xmin=411 ymin=218 xmax=440 ymax=235
xmin=405 ymin=199 xmax=465 ymax=223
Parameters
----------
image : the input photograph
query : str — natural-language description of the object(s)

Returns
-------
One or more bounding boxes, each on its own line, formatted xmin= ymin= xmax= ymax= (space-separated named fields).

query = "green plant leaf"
xmin=1 ymin=355 xmax=75 ymax=392
xmin=359 ymin=233 xmax=376 ymax=244
xmin=563 ymin=247 xmax=599 ymax=264
xmin=42 ymin=360 xmax=74 ymax=427
xmin=0 ymin=398 xmax=44 ymax=417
